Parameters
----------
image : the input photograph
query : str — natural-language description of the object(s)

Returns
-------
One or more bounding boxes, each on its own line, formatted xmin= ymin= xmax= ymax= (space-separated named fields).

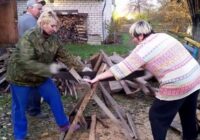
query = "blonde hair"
xmin=129 ymin=20 xmax=153 ymax=38
xmin=37 ymin=8 xmax=60 ymax=30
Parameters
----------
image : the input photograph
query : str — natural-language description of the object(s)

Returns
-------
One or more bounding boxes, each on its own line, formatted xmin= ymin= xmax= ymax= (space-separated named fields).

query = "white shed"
xmin=17 ymin=0 xmax=115 ymax=45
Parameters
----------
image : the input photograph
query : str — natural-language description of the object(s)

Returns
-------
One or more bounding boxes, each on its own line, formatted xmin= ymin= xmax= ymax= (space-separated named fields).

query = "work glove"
xmin=49 ymin=63 xmax=65 ymax=74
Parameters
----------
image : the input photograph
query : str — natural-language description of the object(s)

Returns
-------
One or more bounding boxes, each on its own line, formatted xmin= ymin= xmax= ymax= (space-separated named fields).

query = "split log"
xmin=126 ymin=112 xmax=138 ymax=140
xmin=89 ymin=53 xmax=100 ymax=69
xmin=109 ymin=81 xmax=123 ymax=93
xmin=93 ymin=94 xmax=118 ymax=123
xmin=120 ymin=80 xmax=136 ymax=95
xmin=93 ymin=54 xmax=103 ymax=72
xmin=89 ymin=113 xmax=97 ymax=140
xmin=109 ymin=52 xmax=124 ymax=64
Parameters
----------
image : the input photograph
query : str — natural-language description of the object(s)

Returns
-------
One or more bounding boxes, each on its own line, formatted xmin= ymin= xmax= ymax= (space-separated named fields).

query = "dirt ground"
xmin=0 ymin=85 xmax=184 ymax=140
xmin=28 ymin=89 xmax=182 ymax=140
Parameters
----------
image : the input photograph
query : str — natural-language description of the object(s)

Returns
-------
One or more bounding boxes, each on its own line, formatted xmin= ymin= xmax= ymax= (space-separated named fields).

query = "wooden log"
xmin=69 ymin=91 xmax=86 ymax=117
xmin=65 ymin=80 xmax=73 ymax=96
xmin=109 ymin=81 xmax=123 ymax=93
xmin=99 ymin=83 xmax=134 ymax=138
xmin=96 ymin=63 xmax=108 ymax=75
xmin=100 ymin=50 xmax=113 ymax=67
xmin=89 ymin=113 xmax=97 ymax=140
xmin=93 ymin=94 xmax=118 ymax=123
xmin=93 ymin=54 xmax=103 ymax=72
xmin=69 ymin=68 xmax=82 ymax=83
xmin=89 ymin=53 xmax=100 ymax=69
xmin=109 ymin=53 xmax=124 ymax=64
xmin=120 ymin=80 xmax=135 ymax=95
xmin=64 ymin=82 xmax=98 ymax=140
xmin=125 ymin=80 xmax=139 ymax=89
xmin=126 ymin=112 xmax=138 ymax=140
xmin=79 ymin=115 xmax=88 ymax=130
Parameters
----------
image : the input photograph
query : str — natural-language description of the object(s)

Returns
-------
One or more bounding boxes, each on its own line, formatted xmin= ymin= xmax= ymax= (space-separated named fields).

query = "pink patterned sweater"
xmin=110 ymin=33 xmax=200 ymax=101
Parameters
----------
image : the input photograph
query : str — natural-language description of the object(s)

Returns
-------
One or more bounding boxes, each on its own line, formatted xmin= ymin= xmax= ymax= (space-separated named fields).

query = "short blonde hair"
xmin=129 ymin=20 xmax=153 ymax=38
xmin=37 ymin=8 xmax=60 ymax=29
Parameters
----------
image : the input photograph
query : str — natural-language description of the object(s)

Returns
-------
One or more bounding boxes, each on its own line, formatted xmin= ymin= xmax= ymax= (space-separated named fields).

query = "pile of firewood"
xmin=57 ymin=14 xmax=87 ymax=43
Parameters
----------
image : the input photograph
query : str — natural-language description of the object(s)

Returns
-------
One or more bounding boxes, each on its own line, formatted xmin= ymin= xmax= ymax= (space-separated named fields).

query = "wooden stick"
xmin=93 ymin=54 xmax=103 ymax=72
xmin=93 ymin=94 xmax=118 ymax=123
xmin=79 ymin=115 xmax=88 ymax=130
xmin=120 ymin=80 xmax=135 ymax=95
xmin=99 ymin=83 xmax=134 ymax=138
xmin=64 ymin=83 xmax=98 ymax=140
xmin=126 ymin=112 xmax=138 ymax=140
xmin=89 ymin=113 xmax=97 ymax=140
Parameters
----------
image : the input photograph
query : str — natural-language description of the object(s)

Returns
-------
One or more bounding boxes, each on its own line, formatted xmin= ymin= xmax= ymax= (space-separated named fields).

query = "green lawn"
xmin=64 ymin=33 xmax=135 ymax=59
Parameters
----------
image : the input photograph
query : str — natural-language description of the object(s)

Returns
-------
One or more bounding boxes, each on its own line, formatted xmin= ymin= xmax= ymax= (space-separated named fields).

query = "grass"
xmin=64 ymin=33 xmax=135 ymax=59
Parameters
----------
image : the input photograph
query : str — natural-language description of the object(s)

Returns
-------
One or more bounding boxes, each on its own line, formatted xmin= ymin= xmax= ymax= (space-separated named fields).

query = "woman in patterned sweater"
xmin=85 ymin=20 xmax=200 ymax=140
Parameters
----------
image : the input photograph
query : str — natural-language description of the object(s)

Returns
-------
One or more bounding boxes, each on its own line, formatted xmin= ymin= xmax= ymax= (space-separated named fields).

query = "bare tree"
xmin=127 ymin=0 xmax=151 ymax=13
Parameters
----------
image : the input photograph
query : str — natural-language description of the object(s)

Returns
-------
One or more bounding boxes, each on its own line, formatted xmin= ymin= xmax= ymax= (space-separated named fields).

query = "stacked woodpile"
xmin=57 ymin=13 xmax=88 ymax=43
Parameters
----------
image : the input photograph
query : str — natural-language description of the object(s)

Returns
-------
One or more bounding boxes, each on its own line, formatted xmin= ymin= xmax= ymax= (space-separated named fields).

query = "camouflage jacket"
xmin=6 ymin=27 xmax=83 ymax=86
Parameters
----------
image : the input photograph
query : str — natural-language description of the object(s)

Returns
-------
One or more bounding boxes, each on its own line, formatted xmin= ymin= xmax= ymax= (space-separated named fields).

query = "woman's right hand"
xmin=83 ymin=76 xmax=99 ymax=84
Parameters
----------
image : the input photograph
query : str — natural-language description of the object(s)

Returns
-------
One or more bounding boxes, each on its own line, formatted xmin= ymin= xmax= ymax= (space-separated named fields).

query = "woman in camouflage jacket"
xmin=6 ymin=9 xmax=83 ymax=140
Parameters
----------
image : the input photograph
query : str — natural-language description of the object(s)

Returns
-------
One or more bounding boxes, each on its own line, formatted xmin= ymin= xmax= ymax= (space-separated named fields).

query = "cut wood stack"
xmin=57 ymin=14 xmax=87 ymax=43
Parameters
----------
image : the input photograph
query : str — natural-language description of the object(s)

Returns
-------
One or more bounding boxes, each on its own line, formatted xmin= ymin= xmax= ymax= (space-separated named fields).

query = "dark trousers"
xmin=27 ymin=89 xmax=41 ymax=116
xmin=149 ymin=90 xmax=199 ymax=140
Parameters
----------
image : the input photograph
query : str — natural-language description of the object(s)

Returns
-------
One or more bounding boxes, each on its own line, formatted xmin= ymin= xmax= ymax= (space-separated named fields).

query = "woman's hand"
xmin=83 ymin=76 xmax=99 ymax=84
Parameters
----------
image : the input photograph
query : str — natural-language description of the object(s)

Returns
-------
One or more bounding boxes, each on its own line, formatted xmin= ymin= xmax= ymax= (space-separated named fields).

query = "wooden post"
xmin=89 ymin=113 xmax=97 ymax=140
